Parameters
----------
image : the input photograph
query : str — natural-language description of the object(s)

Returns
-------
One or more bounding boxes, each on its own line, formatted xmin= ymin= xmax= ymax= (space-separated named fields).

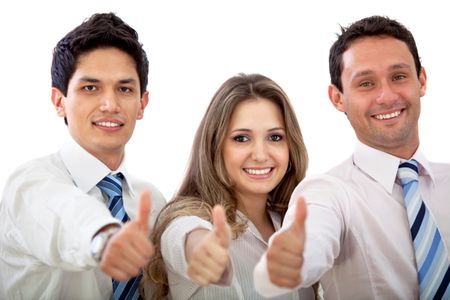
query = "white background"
xmin=1 ymin=0 xmax=449 ymax=201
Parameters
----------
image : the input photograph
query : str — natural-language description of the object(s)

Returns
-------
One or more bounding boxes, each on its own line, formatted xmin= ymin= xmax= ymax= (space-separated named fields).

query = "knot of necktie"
xmin=97 ymin=173 xmax=129 ymax=223
xmin=97 ymin=173 xmax=123 ymax=199
xmin=397 ymin=159 xmax=419 ymax=186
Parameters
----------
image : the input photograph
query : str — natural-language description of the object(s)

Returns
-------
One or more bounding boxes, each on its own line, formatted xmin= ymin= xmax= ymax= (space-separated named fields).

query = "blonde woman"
xmin=143 ymin=73 xmax=314 ymax=299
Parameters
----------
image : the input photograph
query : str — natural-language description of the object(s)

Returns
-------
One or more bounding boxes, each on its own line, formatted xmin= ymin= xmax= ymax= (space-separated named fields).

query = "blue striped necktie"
xmin=397 ymin=160 xmax=449 ymax=299
xmin=97 ymin=173 xmax=142 ymax=300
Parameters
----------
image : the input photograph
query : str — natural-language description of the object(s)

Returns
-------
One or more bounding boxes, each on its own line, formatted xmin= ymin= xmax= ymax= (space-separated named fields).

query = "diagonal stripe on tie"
xmin=435 ymin=267 xmax=449 ymax=299
xmin=102 ymin=176 xmax=122 ymax=193
xmin=97 ymin=173 xmax=142 ymax=300
xmin=397 ymin=160 xmax=449 ymax=299
xmin=109 ymin=196 xmax=122 ymax=214
xmin=411 ymin=203 xmax=425 ymax=240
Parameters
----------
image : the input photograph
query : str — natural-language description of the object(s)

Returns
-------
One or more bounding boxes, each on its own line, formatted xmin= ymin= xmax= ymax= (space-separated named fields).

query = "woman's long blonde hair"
xmin=143 ymin=73 xmax=308 ymax=299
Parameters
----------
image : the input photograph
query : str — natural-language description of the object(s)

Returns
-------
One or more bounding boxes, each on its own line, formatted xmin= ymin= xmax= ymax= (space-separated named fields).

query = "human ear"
xmin=51 ymin=88 xmax=66 ymax=117
xmin=137 ymin=91 xmax=149 ymax=120
xmin=418 ymin=67 xmax=427 ymax=97
xmin=328 ymin=84 xmax=346 ymax=113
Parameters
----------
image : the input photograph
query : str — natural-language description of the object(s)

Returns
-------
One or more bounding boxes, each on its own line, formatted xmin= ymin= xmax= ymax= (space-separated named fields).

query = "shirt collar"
xmin=353 ymin=140 xmax=435 ymax=194
xmin=236 ymin=209 xmax=281 ymax=241
xmin=59 ymin=137 xmax=135 ymax=196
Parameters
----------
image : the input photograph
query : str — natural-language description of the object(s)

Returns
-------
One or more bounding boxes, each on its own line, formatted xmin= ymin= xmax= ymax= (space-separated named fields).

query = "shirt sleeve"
xmin=161 ymin=215 xmax=233 ymax=286
xmin=1 ymin=162 xmax=119 ymax=270
xmin=254 ymin=175 xmax=347 ymax=297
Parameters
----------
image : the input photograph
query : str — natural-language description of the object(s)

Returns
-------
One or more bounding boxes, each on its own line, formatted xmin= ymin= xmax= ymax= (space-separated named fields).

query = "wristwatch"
xmin=90 ymin=226 xmax=120 ymax=263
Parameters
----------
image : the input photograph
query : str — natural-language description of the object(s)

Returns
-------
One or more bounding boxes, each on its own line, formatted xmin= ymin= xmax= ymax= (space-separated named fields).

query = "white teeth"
xmin=95 ymin=121 xmax=121 ymax=127
xmin=374 ymin=110 xmax=401 ymax=120
xmin=244 ymin=168 xmax=271 ymax=175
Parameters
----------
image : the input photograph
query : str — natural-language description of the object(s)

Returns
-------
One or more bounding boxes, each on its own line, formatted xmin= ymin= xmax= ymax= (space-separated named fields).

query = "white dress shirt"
xmin=0 ymin=137 xmax=166 ymax=300
xmin=254 ymin=141 xmax=450 ymax=299
xmin=159 ymin=210 xmax=315 ymax=300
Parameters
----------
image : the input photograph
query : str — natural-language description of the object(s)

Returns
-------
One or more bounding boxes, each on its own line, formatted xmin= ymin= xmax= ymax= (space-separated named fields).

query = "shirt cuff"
xmin=162 ymin=216 xmax=213 ymax=277
xmin=82 ymin=216 xmax=121 ymax=266
xmin=253 ymin=253 xmax=298 ymax=297
xmin=163 ymin=216 xmax=235 ymax=286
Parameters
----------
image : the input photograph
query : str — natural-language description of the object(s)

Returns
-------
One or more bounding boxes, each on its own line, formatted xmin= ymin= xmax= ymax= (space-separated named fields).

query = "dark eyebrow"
xmin=353 ymin=70 xmax=373 ymax=79
xmin=118 ymin=78 xmax=138 ymax=85
xmin=78 ymin=76 xmax=99 ymax=83
xmin=390 ymin=63 xmax=411 ymax=71
xmin=230 ymin=128 xmax=251 ymax=133
xmin=76 ymin=77 xmax=137 ymax=84
xmin=352 ymin=63 xmax=412 ymax=80
xmin=230 ymin=127 xmax=285 ymax=133
xmin=268 ymin=127 xmax=285 ymax=132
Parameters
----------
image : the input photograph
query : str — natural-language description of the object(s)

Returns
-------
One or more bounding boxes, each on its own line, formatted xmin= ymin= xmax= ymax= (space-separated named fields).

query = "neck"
xmin=360 ymin=138 xmax=420 ymax=160
xmin=236 ymin=193 xmax=274 ymax=241
xmin=382 ymin=143 xmax=419 ymax=160
xmin=237 ymin=196 xmax=266 ymax=222
xmin=99 ymin=152 xmax=124 ymax=171
xmin=73 ymin=137 xmax=125 ymax=171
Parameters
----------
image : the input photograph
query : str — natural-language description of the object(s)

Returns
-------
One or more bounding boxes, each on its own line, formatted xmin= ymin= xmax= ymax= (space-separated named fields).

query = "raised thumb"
xmin=136 ymin=190 xmax=152 ymax=233
xmin=212 ymin=205 xmax=231 ymax=247
xmin=289 ymin=196 xmax=307 ymax=235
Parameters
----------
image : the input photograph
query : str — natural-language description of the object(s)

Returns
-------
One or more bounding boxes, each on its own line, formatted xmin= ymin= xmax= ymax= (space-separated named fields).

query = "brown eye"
xmin=269 ymin=134 xmax=283 ymax=142
xmin=82 ymin=85 xmax=97 ymax=91
xmin=233 ymin=135 xmax=249 ymax=143
xmin=393 ymin=74 xmax=406 ymax=81
xmin=120 ymin=87 xmax=133 ymax=93
xmin=360 ymin=81 xmax=373 ymax=88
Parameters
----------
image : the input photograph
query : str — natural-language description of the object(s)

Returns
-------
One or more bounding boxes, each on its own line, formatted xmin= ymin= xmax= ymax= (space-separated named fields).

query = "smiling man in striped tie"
xmin=0 ymin=13 xmax=166 ymax=300
xmin=254 ymin=16 xmax=449 ymax=299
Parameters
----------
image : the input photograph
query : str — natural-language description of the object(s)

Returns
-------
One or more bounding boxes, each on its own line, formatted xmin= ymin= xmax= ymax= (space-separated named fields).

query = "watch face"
xmin=91 ymin=235 xmax=104 ymax=253
xmin=90 ymin=227 xmax=119 ymax=262
xmin=91 ymin=234 xmax=106 ymax=262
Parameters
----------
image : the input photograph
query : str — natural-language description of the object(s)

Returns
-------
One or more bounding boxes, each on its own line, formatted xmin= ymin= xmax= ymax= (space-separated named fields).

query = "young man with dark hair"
xmin=254 ymin=16 xmax=449 ymax=299
xmin=0 ymin=13 xmax=165 ymax=299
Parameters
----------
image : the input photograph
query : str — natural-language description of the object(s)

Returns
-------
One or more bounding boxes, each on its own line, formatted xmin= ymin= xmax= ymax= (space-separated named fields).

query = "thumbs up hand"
xmin=266 ymin=196 xmax=307 ymax=288
xmin=99 ymin=190 xmax=154 ymax=281
xmin=186 ymin=205 xmax=232 ymax=287
xmin=134 ymin=190 xmax=152 ymax=234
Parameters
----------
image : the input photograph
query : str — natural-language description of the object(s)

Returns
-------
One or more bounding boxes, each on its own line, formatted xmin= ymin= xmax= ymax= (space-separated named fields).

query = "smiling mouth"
xmin=93 ymin=121 xmax=124 ymax=128
xmin=244 ymin=168 xmax=272 ymax=175
xmin=373 ymin=110 xmax=402 ymax=120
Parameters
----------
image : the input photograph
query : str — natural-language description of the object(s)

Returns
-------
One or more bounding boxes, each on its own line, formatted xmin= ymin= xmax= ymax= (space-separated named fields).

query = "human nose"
xmin=251 ymin=140 xmax=269 ymax=162
xmin=375 ymin=81 xmax=399 ymax=106
xmin=99 ymin=91 xmax=121 ymax=113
